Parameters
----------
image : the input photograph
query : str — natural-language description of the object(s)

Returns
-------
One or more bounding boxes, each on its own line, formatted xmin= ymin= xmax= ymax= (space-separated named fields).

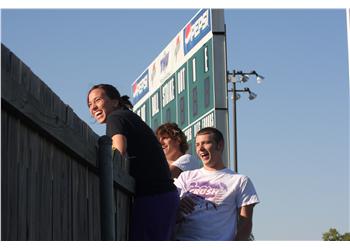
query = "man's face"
xmin=195 ymin=133 xmax=223 ymax=168
xmin=158 ymin=133 xmax=181 ymax=158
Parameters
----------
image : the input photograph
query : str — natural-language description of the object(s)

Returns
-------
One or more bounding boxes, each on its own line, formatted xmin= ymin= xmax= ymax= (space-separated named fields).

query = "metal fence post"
xmin=98 ymin=136 xmax=115 ymax=240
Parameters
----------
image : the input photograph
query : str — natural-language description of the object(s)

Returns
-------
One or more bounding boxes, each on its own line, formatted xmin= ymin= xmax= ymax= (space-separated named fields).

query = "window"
xmin=192 ymin=58 xmax=196 ymax=82
xmin=166 ymin=108 xmax=171 ymax=122
xmin=192 ymin=87 xmax=198 ymax=116
xmin=204 ymin=46 xmax=209 ymax=72
xmin=151 ymin=93 xmax=159 ymax=117
xmin=177 ymin=67 xmax=186 ymax=94
xmin=180 ymin=96 xmax=185 ymax=125
xmin=204 ymin=77 xmax=210 ymax=108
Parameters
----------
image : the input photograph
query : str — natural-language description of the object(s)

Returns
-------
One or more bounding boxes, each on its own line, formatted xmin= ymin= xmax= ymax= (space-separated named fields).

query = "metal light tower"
xmin=227 ymin=70 xmax=264 ymax=173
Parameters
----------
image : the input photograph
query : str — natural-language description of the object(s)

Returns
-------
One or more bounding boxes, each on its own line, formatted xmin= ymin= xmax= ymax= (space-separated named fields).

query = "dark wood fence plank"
xmin=1 ymin=110 xmax=10 ymax=240
xmin=26 ymin=126 xmax=40 ymax=240
xmin=38 ymin=136 xmax=53 ymax=240
xmin=52 ymin=147 xmax=62 ymax=240
xmin=9 ymin=50 xmax=20 ymax=85
xmin=72 ymin=160 xmax=89 ymax=240
xmin=115 ymin=189 xmax=132 ymax=240
xmin=113 ymin=153 xmax=133 ymax=240
xmin=7 ymin=114 xmax=19 ymax=240
xmin=88 ymin=172 xmax=101 ymax=240
xmin=52 ymin=147 xmax=72 ymax=240
xmin=17 ymin=121 xmax=29 ymax=240
xmin=19 ymin=62 xmax=31 ymax=91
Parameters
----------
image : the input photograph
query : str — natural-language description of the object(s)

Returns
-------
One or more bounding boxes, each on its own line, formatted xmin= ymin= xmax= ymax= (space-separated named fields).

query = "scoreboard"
xmin=132 ymin=9 xmax=230 ymax=166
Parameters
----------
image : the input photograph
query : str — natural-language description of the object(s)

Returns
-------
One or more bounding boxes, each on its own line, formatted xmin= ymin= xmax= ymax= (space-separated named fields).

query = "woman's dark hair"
xmin=156 ymin=123 xmax=189 ymax=154
xmin=87 ymin=83 xmax=133 ymax=109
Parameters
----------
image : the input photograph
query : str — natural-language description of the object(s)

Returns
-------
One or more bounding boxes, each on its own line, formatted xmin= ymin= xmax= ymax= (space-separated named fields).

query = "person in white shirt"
xmin=156 ymin=123 xmax=200 ymax=179
xmin=174 ymin=127 xmax=260 ymax=240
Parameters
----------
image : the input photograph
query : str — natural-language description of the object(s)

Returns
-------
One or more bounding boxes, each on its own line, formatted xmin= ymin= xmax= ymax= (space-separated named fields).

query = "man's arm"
xmin=234 ymin=204 xmax=255 ymax=241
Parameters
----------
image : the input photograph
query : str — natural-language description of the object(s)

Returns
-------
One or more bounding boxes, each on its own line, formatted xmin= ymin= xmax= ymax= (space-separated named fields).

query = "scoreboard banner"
xmin=132 ymin=9 xmax=230 ymax=165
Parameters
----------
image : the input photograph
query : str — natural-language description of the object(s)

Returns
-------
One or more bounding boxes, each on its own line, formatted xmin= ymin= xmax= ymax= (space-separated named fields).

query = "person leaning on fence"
xmin=156 ymin=123 xmax=201 ymax=179
xmin=87 ymin=83 xmax=179 ymax=240
xmin=174 ymin=127 xmax=260 ymax=240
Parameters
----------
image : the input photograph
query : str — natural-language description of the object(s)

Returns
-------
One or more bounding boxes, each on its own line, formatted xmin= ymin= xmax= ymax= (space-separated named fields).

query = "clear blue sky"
xmin=1 ymin=8 xmax=349 ymax=240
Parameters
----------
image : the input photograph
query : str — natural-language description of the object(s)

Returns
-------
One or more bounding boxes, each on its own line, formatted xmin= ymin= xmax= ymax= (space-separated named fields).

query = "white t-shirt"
xmin=172 ymin=154 xmax=201 ymax=172
xmin=174 ymin=167 xmax=260 ymax=241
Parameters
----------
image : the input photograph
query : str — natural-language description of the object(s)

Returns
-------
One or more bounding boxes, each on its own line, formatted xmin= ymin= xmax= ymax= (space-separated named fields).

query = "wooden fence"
xmin=1 ymin=44 xmax=135 ymax=240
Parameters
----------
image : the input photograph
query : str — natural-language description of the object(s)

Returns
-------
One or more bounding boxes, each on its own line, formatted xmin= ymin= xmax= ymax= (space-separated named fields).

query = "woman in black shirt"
xmin=87 ymin=83 xmax=179 ymax=240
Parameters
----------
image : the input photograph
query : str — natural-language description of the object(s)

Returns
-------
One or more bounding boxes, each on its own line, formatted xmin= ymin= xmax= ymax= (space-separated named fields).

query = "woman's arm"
xmin=111 ymin=134 xmax=127 ymax=156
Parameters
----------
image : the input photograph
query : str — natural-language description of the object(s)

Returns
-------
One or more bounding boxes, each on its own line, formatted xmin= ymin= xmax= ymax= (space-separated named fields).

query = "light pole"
xmin=227 ymin=70 xmax=264 ymax=173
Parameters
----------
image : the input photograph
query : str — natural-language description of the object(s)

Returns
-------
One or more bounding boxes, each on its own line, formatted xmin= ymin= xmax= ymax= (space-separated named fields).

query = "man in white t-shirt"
xmin=156 ymin=123 xmax=201 ymax=178
xmin=174 ymin=127 xmax=260 ymax=240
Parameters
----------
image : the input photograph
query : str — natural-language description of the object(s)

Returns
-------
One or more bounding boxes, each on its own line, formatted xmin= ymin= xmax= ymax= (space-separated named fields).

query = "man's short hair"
xmin=196 ymin=127 xmax=224 ymax=146
xmin=156 ymin=123 xmax=189 ymax=154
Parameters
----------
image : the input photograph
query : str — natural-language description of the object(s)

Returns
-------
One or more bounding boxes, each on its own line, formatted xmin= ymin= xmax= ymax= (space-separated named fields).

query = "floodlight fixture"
xmin=256 ymin=75 xmax=264 ymax=84
xmin=241 ymin=74 xmax=250 ymax=83
xmin=235 ymin=93 xmax=241 ymax=100
xmin=248 ymin=91 xmax=257 ymax=100
xmin=227 ymin=71 xmax=234 ymax=83
xmin=229 ymin=70 xmax=265 ymax=84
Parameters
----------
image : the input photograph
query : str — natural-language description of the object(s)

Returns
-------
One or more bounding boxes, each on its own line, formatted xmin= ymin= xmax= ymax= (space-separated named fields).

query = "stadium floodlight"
xmin=248 ymin=91 xmax=257 ymax=100
xmin=256 ymin=75 xmax=264 ymax=84
xmin=235 ymin=93 xmax=241 ymax=100
xmin=227 ymin=69 xmax=264 ymax=174
xmin=241 ymin=74 xmax=250 ymax=83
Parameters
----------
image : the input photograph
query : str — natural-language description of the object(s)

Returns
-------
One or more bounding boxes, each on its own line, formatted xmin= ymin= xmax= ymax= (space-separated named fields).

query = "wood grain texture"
xmin=1 ymin=44 xmax=135 ymax=241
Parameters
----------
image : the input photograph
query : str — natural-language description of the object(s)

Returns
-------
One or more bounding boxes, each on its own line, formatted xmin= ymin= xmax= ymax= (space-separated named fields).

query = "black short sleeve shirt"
xmin=106 ymin=108 xmax=176 ymax=196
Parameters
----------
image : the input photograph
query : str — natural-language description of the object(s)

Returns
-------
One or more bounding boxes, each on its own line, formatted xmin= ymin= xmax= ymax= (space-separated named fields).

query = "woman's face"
xmin=88 ymin=88 xmax=117 ymax=124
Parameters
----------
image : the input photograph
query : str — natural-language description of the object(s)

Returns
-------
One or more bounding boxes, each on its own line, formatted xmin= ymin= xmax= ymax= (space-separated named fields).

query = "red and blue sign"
xmin=132 ymin=70 xmax=149 ymax=104
xmin=183 ymin=9 xmax=211 ymax=55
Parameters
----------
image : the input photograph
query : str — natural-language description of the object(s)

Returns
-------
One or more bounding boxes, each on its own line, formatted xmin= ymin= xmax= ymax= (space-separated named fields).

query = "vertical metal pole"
xmin=232 ymin=80 xmax=238 ymax=173
xmin=98 ymin=135 xmax=115 ymax=240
